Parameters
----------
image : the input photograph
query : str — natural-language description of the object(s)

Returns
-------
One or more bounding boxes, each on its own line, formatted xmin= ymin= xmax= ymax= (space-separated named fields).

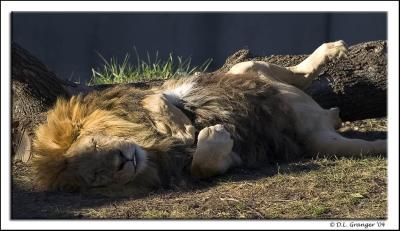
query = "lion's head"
xmin=32 ymin=95 xmax=151 ymax=192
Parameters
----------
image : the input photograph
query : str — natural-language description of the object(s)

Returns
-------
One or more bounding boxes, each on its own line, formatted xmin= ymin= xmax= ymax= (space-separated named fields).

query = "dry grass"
xmin=11 ymin=118 xmax=387 ymax=219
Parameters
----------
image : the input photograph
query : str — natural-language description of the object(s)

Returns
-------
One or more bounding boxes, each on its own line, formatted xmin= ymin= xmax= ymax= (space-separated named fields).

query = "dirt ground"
xmin=11 ymin=118 xmax=387 ymax=219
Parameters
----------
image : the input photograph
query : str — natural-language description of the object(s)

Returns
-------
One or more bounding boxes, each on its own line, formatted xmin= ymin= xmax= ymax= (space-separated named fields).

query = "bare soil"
xmin=11 ymin=118 xmax=387 ymax=219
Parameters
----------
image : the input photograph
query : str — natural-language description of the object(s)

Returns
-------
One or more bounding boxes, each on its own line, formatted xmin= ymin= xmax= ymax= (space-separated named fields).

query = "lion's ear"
xmin=32 ymin=96 xmax=86 ymax=190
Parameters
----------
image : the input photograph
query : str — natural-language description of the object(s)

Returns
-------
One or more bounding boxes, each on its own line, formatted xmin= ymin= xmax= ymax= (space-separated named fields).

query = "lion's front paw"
xmin=197 ymin=124 xmax=233 ymax=154
xmin=319 ymin=40 xmax=348 ymax=62
xmin=191 ymin=124 xmax=238 ymax=179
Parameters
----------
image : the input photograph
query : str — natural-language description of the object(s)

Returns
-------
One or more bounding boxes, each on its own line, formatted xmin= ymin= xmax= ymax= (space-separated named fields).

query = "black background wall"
xmin=12 ymin=12 xmax=387 ymax=82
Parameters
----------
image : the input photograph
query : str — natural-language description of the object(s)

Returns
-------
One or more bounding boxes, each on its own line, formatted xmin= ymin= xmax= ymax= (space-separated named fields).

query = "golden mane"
xmin=32 ymin=95 xmax=141 ymax=190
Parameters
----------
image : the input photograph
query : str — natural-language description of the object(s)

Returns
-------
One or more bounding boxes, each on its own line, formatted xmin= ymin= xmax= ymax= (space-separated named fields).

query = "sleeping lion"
xmin=32 ymin=41 xmax=386 ymax=196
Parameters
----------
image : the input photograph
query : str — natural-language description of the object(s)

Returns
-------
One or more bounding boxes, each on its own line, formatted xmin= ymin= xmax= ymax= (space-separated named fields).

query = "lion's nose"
xmin=117 ymin=149 xmax=137 ymax=172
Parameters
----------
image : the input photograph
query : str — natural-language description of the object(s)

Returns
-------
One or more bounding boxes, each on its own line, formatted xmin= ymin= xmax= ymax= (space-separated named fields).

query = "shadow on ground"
xmin=11 ymin=158 xmax=323 ymax=219
xmin=11 ymin=118 xmax=387 ymax=219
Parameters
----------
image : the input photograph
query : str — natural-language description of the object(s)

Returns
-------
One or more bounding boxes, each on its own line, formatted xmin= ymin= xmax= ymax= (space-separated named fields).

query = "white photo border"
xmin=1 ymin=1 xmax=398 ymax=230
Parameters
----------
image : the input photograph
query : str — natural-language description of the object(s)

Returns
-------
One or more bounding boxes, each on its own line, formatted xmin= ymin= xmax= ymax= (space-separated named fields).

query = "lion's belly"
xmin=272 ymin=82 xmax=337 ymax=135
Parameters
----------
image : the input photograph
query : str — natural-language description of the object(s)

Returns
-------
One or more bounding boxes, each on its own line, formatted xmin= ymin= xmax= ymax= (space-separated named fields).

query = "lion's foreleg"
xmin=190 ymin=124 xmax=242 ymax=179
xmin=142 ymin=94 xmax=195 ymax=145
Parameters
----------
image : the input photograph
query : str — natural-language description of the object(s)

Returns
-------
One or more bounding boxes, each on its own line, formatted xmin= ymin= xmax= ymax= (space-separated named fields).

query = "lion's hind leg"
xmin=285 ymin=40 xmax=348 ymax=89
xmin=227 ymin=40 xmax=348 ymax=90
xmin=305 ymin=131 xmax=386 ymax=158
xmin=191 ymin=124 xmax=242 ymax=179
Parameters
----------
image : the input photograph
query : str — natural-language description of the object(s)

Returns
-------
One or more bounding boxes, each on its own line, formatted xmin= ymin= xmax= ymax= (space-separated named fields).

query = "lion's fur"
xmin=32 ymin=73 xmax=301 ymax=192
xmin=31 ymin=41 xmax=386 ymax=195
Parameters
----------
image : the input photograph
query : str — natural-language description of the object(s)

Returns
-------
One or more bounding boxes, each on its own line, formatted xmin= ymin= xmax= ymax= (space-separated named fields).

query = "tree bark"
xmin=11 ymin=41 xmax=387 ymax=162
xmin=12 ymin=43 xmax=68 ymax=162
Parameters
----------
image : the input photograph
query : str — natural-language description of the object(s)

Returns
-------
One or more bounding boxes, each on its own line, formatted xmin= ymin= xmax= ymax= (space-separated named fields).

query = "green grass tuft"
xmin=88 ymin=49 xmax=212 ymax=86
xmin=312 ymin=204 xmax=329 ymax=216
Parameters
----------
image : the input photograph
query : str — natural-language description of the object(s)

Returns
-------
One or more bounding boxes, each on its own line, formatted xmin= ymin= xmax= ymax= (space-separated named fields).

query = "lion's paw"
xmin=191 ymin=124 xmax=238 ymax=179
xmin=319 ymin=40 xmax=348 ymax=62
xmin=197 ymin=124 xmax=233 ymax=154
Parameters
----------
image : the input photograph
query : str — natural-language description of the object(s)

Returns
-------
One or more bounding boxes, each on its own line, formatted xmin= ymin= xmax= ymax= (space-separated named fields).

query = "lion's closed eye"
xmin=91 ymin=170 xmax=113 ymax=187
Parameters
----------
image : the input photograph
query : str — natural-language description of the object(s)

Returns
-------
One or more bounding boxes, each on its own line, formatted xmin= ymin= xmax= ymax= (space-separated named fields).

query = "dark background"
xmin=12 ymin=12 xmax=387 ymax=83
